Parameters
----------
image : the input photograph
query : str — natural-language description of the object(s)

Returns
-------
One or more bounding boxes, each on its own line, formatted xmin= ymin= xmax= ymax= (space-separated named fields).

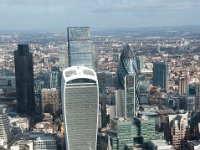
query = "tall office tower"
xmin=62 ymin=66 xmax=99 ymax=150
xmin=153 ymin=61 xmax=169 ymax=90
xmin=186 ymin=96 xmax=195 ymax=111
xmin=138 ymin=81 xmax=149 ymax=105
xmin=67 ymin=27 xmax=95 ymax=70
xmin=49 ymin=71 xmax=58 ymax=89
xmin=124 ymin=75 xmax=137 ymax=118
xmin=59 ymin=44 xmax=69 ymax=71
xmin=136 ymin=56 xmax=144 ymax=71
xmin=195 ymin=83 xmax=200 ymax=111
xmin=190 ymin=112 xmax=200 ymax=140
xmin=185 ymin=68 xmax=190 ymax=96
xmin=41 ymin=88 xmax=59 ymax=115
xmin=97 ymin=72 xmax=107 ymax=128
xmin=116 ymin=44 xmax=138 ymax=118
xmin=157 ymin=41 xmax=161 ymax=53
xmin=0 ymin=107 xmax=12 ymax=149
xmin=178 ymin=76 xmax=186 ymax=95
xmin=14 ymin=44 xmax=35 ymax=116
xmin=164 ymin=114 xmax=189 ymax=150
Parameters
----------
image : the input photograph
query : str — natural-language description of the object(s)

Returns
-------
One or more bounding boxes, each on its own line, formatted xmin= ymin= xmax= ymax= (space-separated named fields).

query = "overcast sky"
xmin=0 ymin=0 xmax=200 ymax=30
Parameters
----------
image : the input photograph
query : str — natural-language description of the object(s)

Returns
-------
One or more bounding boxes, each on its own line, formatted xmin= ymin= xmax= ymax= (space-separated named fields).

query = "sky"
xmin=0 ymin=0 xmax=200 ymax=30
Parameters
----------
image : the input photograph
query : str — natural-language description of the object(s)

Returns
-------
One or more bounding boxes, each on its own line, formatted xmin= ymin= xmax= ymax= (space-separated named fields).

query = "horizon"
xmin=0 ymin=25 xmax=200 ymax=33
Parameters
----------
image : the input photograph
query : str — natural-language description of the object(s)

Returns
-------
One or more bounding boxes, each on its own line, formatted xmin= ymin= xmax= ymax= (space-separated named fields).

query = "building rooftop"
xmin=20 ymin=132 xmax=55 ymax=141
xmin=147 ymin=140 xmax=173 ymax=149
xmin=187 ymin=140 xmax=200 ymax=146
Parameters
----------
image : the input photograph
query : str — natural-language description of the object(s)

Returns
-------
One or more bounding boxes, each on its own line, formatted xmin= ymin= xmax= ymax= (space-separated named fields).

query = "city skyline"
xmin=1 ymin=24 xmax=200 ymax=149
xmin=0 ymin=0 xmax=200 ymax=30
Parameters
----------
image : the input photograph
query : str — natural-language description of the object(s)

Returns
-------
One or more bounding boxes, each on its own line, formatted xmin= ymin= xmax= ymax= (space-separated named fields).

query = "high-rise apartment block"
xmin=14 ymin=44 xmax=35 ymax=116
xmin=153 ymin=61 xmax=169 ymax=90
xmin=67 ymin=27 xmax=95 ymax=70
xmin=62 ymin=66 xmax=99 ymax=150
xmin=41 ymin=88 xmax=59 ymax=115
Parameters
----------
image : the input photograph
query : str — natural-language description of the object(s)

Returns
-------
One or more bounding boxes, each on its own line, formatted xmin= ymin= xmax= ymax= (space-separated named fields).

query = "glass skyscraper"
xmin=67 ymin=27 xmax=95 ymax=70
xmin=116 ymin=44 xmax=138 ymax=118
xmin=61 ymin=66 xmax=99 ymax=150
xmin=14 ymin=44 xmax=35 ymax=116
xmin=59 ymin=44 xmax=68 ymax=71
xmin=116 ymin=45 xmax=138 ymax=89
xmin=153 ymin=61 xmax=169 ymax=90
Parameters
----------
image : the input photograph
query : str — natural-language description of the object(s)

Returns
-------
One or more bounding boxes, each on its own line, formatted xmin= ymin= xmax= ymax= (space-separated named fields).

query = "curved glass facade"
xmin=116 ymin=45 xmax=139 ymax=118
xmin=61 ymin=66 xmax=99 ymax=150
xmin=116 ymin=44 xmax=138 ymax=88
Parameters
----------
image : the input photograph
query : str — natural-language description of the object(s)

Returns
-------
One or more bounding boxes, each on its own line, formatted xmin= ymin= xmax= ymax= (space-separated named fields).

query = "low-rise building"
xmin=10 ymin=132 xmax=57 ymax=150
xmin=147 ymin=140 xmax=173 ymax=150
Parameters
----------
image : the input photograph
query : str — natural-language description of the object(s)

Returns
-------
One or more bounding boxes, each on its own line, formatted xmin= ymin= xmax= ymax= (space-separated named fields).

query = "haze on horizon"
xmin=0 ymin=0 xmax=200 ymax=30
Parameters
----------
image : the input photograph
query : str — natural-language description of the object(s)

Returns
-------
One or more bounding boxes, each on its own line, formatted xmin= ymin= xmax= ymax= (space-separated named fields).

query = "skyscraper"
xmin=67 ymin=27 xmax=95 ymax=70
xmin=41 ymin=88 xmax=59 ymax=115
xmin=153 ymin=61 xmax=169 ymax=90
xmin=195 ymin=83 xmax=200 ymax=111
xmin=116 ymin=45 xmax=138 ymax=118
xmin=59 ymin=44 xmax=69 ymax=71
xmin=14 ymin=44 xmax=35 ymax=116
xmin=0 ymin=106 xmax=12 ymax=149
xmin=49 ymin=71 xmax=58 ymax=89
xmin=178 ymin=76 xmax=186 ymax=95
xmin=61 ymin=66 xmax=99 ymax=150
xmin=164 ymin=113 xmax=189 ymax=150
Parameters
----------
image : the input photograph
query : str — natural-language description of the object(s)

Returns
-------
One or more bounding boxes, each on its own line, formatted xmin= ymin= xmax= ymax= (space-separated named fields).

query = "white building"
xmin=9 ymin=116 xmax=29 ymax=132
xmin=10 ymin=132 xmax=57 ymax=150
xmin=34 ymin=136 xmax=57 ymax=150
xmin=34 ymin=121 xmax=55 ymax=134
xmin=62 ymin=66 xmax=99 ymax=150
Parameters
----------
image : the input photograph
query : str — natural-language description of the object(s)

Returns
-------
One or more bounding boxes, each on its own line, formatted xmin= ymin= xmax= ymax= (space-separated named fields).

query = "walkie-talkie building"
xmin=14 ymin=44 xmax=35 ymax=116
xmin=61 ymin=66 xmax=99 ymax=150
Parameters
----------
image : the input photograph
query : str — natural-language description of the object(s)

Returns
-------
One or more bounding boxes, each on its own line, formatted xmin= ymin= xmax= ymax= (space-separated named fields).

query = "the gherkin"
xmin=116 ymin=44 xmax=139 ymax=118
